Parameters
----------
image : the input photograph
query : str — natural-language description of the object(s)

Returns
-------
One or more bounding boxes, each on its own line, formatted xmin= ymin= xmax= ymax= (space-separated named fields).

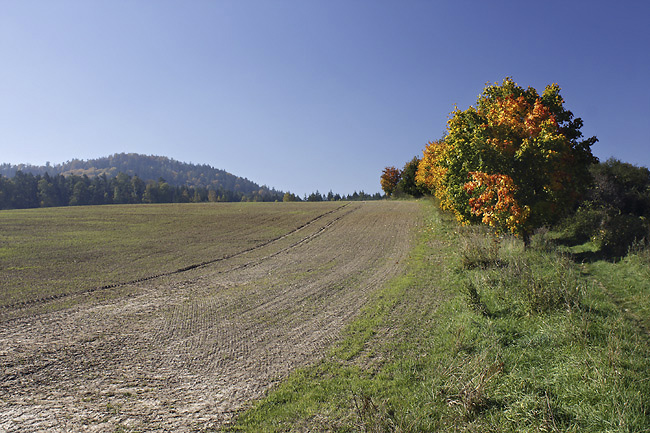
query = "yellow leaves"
xmin=416 ymin=139 xmax=461 ymax=215
xmin=416 ymin=140 xmax=450 ymax=194
xmin=545 ymin=149 xmax=558 ymax=159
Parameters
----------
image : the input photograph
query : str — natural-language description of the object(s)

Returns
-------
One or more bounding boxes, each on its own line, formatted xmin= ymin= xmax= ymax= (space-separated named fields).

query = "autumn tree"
xmin=417 ymin=78 xmax=597 ymax=242
xmin=380 ymin=166 xmax=401 ymax=197
xmin=416 ymin=139 xmax=452 ymax=207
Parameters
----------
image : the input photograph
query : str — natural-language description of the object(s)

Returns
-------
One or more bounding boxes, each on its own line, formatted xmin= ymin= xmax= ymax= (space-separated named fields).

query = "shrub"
xmin=594 ymin=213 xmax=649 ymax=257
xmin=626 ymin=239 xmax=650 ymax=265
xmin=458 ymin=225 xmax=583 ymax=315
xmin=557 ymin=206 xmax=606 ymax=245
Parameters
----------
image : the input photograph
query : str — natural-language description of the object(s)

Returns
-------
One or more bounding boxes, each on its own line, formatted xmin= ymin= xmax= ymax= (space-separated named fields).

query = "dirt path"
xmin=0 ymin=201 xmax=421 ymax=432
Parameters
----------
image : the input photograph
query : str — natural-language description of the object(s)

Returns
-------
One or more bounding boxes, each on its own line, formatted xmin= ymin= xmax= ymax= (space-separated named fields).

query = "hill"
xmin=0 ymin=153 xmax=265 ymax=195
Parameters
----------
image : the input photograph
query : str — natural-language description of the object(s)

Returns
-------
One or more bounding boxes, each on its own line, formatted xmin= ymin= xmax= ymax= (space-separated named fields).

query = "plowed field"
xmin=0 ymin=201 xmax=420 ymax=432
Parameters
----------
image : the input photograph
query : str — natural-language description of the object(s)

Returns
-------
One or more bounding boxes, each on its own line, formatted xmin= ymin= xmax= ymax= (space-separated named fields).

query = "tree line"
xmin=0 ymin=170 xmax=383 ymax=210
xmin=0 ymin=171 xmax=285 ymax=209
xmin=283 ymin=190 xmax=382 ymax=202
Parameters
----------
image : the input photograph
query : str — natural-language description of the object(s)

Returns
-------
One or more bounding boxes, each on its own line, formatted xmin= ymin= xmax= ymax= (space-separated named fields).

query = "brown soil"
xmin=0 ymin=201 xmax=420 ymax=432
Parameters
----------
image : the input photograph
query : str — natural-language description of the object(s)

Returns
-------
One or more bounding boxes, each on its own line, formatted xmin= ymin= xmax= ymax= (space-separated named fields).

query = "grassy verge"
xmin=225 ymin=199 xmax=650 ymax=432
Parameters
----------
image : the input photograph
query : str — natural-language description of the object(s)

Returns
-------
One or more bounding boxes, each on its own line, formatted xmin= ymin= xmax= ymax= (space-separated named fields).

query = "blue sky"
xmin=1 ymin=1 xmax=649 ymax=196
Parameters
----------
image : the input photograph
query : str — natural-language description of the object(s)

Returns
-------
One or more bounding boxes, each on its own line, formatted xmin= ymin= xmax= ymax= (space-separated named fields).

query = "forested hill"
xmin=0 ymin=153 xmax=262 ymax=194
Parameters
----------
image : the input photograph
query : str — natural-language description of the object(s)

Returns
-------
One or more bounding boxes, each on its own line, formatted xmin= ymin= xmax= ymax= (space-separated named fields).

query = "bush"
xmin=557 ymin=206 xmax=606 ymax=245
xmin=627 ymin=240 xmax=650 ymax=266
xmin=594 ymin=213 xmax=649 ymax=257
xmin=589 ymin=159 xmax=650 ymax=217
xmin=518 ymin=255 xmax=584 ymax=314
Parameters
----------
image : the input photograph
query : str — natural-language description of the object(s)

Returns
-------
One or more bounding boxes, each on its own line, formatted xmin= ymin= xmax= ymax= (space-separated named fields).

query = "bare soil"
xmin=0 ymin=201 xmax=420 ymax=432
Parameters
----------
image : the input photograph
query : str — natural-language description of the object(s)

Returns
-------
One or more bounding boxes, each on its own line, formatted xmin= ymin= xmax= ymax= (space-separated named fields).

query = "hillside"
xmin=2 ymin=201 xmax=648 ymax=431
xmin=0 ymin=153 xmax=264 ymax=195
xmin=0 ymin=201 xmax=418 ymax=430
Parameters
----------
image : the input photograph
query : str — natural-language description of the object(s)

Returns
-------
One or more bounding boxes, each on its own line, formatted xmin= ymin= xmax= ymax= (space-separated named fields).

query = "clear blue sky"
xmin=2 ymin=1 xmax=649 ymax=196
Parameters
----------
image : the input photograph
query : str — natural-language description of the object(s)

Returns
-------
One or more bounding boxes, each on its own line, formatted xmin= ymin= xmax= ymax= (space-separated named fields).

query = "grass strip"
xmin=226 ymin=199 xmax=650 ymax=432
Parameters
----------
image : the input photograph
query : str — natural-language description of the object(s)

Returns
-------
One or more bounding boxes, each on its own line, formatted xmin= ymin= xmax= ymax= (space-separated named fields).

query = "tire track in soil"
xmin=0 ymin=201 xmax=421 ymax=432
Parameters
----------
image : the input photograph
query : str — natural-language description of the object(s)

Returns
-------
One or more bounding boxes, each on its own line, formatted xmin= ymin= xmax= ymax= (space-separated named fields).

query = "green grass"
xmin=586 ymin=246 xmax=650 ymax=334
xmin=0 ymin=202 xmax=342 ymax=307
xmin=226 ymin=200 xmax=650 ymax=432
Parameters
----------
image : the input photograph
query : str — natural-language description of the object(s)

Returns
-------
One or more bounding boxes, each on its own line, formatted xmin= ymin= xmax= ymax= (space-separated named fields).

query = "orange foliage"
xmin=380 ymin=166 xmax=401 ymax=196
xmin=463 ymin=172 xmax=530 ymax=234
xmin=482 ymin=95 xmax=561 ymax=154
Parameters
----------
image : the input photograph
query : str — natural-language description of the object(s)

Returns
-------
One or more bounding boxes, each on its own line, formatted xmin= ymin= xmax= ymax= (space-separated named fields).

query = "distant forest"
xmin=0 ymin=153 xmax=380 ymax=209
xmin=0 ymin=153 xmax=265 ymax=192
